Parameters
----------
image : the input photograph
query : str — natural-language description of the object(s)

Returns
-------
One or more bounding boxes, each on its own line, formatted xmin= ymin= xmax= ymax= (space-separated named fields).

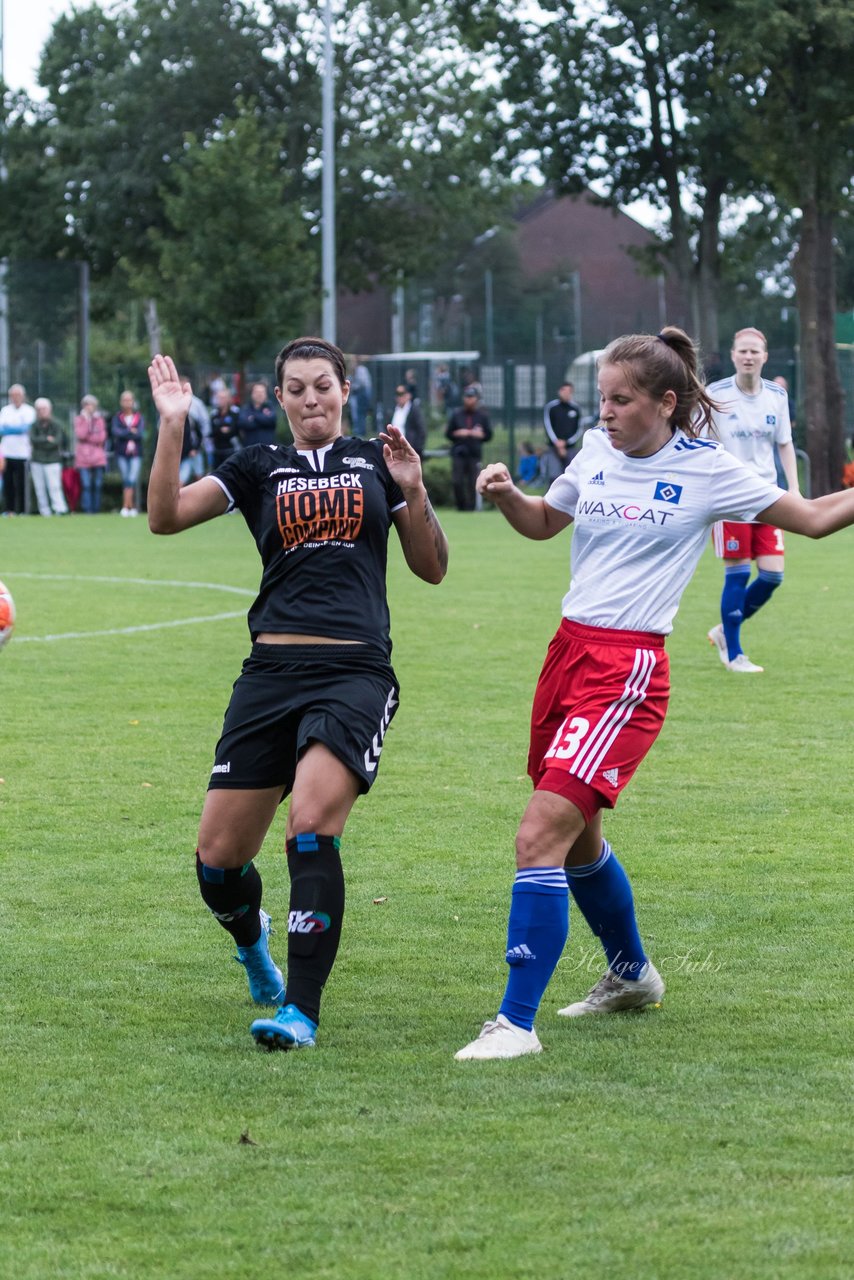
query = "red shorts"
xmin=712 ymin=521 xmax=784 ymax=560
xmin=529 ymin=620 xmax=670 ymax=823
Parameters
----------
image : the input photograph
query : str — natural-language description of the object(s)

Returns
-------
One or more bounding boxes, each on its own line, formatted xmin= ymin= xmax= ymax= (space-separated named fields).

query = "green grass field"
xmin=1 ymin=510 xmax=852 ymax=1279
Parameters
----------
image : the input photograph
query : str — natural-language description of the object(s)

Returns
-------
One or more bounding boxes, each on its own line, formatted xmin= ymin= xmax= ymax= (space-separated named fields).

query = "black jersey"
xmin=211 ymin=436 xmax=406 ymax=654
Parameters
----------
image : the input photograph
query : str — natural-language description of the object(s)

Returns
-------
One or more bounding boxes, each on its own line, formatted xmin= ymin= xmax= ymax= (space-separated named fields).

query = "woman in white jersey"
xmin=705 ymin=327 xmax=799 ymax=672
xmin=457 ymin=326 xmax=854 ymax=1061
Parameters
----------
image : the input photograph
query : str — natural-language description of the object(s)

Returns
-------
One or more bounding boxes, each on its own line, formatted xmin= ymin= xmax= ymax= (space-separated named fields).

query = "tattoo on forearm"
xmin=422 ymin=493 xmax=449 ymax=574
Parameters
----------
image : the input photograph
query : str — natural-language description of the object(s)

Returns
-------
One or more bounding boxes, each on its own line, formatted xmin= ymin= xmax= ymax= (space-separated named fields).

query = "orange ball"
xmin=0 ymin=580 xmax=16 ymax=650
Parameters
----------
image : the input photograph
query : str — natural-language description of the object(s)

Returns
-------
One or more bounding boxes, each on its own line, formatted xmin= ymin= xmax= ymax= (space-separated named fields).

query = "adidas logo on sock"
xmin=506 ymin=943 xmax=536 ymax=964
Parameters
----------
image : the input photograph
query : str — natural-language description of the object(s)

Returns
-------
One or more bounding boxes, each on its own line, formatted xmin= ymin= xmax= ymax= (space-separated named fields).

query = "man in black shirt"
xmin=239 ymin=380 xmax=278 ymax=447
xmin=543 ymin=381 xmax=583 ymax=481
xmin=209 ymin=386 xmax=242 ymax=466
xmin=445 ymin=385 xmax=493 ymax=511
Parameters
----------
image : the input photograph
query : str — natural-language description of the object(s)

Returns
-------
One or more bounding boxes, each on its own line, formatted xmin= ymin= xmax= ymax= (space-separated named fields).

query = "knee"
xmin=197 ymin=832 xmax=257 ymax=870
xmin=514 ymin=819 xmax=545 ymax=869
xmin=514 ymin=793 xmax=588 ymax=868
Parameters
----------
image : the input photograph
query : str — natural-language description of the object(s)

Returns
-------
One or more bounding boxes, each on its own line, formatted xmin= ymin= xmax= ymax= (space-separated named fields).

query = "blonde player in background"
xmin=705 ymin=327 xmax=799 ymax=673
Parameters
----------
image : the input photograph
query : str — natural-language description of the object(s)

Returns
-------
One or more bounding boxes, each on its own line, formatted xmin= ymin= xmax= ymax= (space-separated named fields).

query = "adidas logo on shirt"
xmin=589 ymin=471 xmax=605 ymax=485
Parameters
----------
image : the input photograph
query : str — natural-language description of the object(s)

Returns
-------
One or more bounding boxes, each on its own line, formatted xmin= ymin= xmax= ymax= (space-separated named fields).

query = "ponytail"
xmin=600 ymin=326 xmax=719 ymax=437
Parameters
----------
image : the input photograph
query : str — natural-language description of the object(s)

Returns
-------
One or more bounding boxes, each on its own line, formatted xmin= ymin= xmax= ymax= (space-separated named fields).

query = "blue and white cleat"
xmin=235 ymin=910 xmax=284 ymax=1005
xmin=251 ymin=1003 xmax=317 ymax=1051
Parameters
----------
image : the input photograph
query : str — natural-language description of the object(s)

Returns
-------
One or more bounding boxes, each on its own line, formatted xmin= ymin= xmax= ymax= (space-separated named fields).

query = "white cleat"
xmin=707 ymin=624 xmax=730 ymax=666
xmin=454 ymin=1014 xmax=543 ymax=1061
xmin=558 ymin=962 xmax=665 ymax=1017
xmin=727 ymin=653 xmax=764 ymax=673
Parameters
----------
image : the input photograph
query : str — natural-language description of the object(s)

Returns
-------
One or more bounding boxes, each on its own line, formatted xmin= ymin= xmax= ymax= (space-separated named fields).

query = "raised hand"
xmin=378 ymin=425 xmax=423 ymax=493
xmin=148 ymin=354 xmax=192 ymax=424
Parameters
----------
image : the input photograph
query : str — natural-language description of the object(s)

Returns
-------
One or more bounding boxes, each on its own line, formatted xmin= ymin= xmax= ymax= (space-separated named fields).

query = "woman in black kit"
xmin=147 ymin=338 xmax=449 ymax=1051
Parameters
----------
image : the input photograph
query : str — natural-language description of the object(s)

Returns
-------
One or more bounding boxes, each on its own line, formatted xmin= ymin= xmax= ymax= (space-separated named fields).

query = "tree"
xmin=140 ymin=108 xmax=313 ymax=371
xmin=287 ymin=0 xmax=516 ymax=293
xmin=452 ymin=0 xmax=761 ymax=355
xmin=6 ymin=0 xmax=520 ymax=375
xmin=700 ymin=0 xmax=854 ymax=493
xmin=34 ymin=0 xmax=310 ymax=350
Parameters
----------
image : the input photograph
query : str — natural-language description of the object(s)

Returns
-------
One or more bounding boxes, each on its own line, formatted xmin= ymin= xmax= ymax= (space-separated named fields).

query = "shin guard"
xmin=195 ymin=852 xmax=263 ymax=948
xmin=284 ymin=834 xmax=345 ymax=1025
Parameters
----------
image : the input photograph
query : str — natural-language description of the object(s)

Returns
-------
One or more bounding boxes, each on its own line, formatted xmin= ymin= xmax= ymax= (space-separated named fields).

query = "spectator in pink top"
xmin=75 ymin=394 xmax=108 ymax=513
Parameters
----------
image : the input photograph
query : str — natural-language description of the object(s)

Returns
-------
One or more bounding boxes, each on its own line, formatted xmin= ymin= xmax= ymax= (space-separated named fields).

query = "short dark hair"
xmin=275 ymin=337 xmax=348 ymax=390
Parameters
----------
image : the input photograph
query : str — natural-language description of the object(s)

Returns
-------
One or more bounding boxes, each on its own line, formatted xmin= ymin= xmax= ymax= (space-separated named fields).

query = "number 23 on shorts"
xmin=544 ymin=716 xmax=591 ymax=761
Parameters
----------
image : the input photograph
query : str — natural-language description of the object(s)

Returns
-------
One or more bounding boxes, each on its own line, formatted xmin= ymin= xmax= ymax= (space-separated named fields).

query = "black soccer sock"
xmin=195 ymin=851 xmax=263 ymax=948
xmin=284 ymin=834 xmax=345 ymax=1026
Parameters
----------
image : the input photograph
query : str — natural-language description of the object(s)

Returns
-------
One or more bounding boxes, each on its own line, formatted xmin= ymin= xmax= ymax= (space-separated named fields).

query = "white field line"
xmin=5 ymin=573 xmax=254 ymax=643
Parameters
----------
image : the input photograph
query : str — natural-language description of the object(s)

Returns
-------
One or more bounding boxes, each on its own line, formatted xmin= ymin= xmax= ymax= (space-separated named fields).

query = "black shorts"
xmin=208 ymin=643 xmax=400 ymax=796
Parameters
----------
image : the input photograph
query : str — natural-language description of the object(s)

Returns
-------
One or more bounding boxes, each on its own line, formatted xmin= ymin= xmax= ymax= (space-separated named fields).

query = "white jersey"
xmin=705 ymin=376 xmax=791 ymax=484
xmin=545 ymin=427 xmax=784 ymax=634
xmin=0 ymin=402 xmax=35 ymax=460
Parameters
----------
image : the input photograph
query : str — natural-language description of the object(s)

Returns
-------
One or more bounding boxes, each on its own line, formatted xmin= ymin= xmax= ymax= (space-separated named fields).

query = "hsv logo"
xmin=288 ymin=910 xmax=331 ymax=934
xmin=765 ymin=414 xmax=777 ymax=425
xmin=275 ymin=473 xmax=364 ymax=548
xmin=653 ymin=481 xmax=682 ymax=504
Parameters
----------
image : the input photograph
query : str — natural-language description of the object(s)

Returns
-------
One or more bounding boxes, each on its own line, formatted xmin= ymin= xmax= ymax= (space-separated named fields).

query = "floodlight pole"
xmin=321 ymin=0 xmax=336 ymax=344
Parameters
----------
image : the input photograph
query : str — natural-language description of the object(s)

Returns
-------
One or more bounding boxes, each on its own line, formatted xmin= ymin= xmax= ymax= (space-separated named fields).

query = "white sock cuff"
xmin=565 ymin=839 xmax=613 ymax=879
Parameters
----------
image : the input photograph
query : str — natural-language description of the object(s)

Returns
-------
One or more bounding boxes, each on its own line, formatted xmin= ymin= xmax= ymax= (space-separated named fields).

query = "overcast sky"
xmin=3 ymin=0 xmax=72 ymax=95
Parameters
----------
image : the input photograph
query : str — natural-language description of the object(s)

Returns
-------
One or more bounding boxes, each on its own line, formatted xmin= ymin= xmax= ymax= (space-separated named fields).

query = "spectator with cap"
xmin=445 ymin=384 xmax=493 ymax=511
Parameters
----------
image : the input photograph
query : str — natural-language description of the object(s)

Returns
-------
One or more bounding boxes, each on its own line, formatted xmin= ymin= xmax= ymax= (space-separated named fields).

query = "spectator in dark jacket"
xmin=30 ymin=398 xmax=69 ymax=516
xmin=239 ymin=381 xmax=278 ymax=447
xmin=445 ymin=385 xmax=493 ymax=511
xmin=111 ymin=390 xmax=146 ymax=515
xmin=209 ymin=387 xmax=242 ymax=467
xmin=542 ymin=382 xmax=583 ymax=481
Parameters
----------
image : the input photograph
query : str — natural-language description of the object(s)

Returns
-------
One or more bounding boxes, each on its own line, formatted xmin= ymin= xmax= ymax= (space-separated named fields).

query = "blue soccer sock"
xmin=743 ymin=569 xmax=783 ymax=621
xmin=565 ymin=840 xmax=647 ymax=980
xmin=498 ymin=869 xmax=569 ymax=1031
xmin=721 ymin=565 xmax=750 ymax=660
